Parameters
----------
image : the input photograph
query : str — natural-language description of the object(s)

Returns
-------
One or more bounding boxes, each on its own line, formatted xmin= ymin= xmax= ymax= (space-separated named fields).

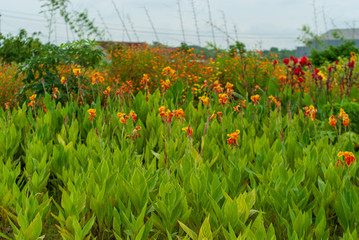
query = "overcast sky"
xmin=1 ymin=0 xmax=358 ymax=50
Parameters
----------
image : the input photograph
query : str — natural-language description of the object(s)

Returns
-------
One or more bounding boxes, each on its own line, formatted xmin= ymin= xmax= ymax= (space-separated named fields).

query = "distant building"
xmin=296 ymin=28 xmax=359 ymax=58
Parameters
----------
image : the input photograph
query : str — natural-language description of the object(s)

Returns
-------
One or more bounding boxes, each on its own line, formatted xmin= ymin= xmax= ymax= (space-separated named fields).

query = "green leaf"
xmin=24 ymin=213 xmax=42 ymax=240
xmin=178 ymin=221 xmax=198 ymax=240
xmin=198 ymin=216 xmax=212 ymax=240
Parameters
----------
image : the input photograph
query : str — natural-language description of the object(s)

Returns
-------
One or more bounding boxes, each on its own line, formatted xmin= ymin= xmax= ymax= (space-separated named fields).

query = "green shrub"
xmin=310 ymin=41 xmax=359 ymax=67
xmin=0 ymin=29 xmax=43 ymax=64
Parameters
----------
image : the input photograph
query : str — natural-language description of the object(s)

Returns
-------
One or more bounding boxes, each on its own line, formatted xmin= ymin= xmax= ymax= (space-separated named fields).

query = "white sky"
xmin=1 ymin=0 xmax=358 ymax=50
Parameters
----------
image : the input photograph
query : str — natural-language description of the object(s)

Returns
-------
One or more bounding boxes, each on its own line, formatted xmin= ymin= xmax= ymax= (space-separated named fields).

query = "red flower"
xmin=299 ymin=56 xmax=307 ymax=66
xmin=348 ymin=60 xmax=355 ymax=69
xmin=337 ymin=151 xmax=356 ymax=167
xmin=283 ymin=58 xmax=290 ymax=65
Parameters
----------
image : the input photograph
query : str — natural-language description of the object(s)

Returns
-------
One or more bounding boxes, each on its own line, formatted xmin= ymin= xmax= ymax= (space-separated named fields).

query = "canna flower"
xmin=53 ymin=87 xmax=60 ymax=99
xmin=251 ymin=94 xmax=260 ymax=105
xmin=5 ymin=102 xmax=10 ymax=110
xmin=28 ymin=94 xmax=36 ymax=108
xmin=61 ymin=76 xmax=67 ymax=85
xmin=210 ymin=111 xmax=217 ymax=121
xmin=268 ymin=95 xmax=277 ymax=104
xmin=225 ymin=82 xmax=233 ymax=90
xmin=240 ymin=100 xmax=247 ymax=108
xmin=199 ymin=96 xmax=209 ymax=105
xmin=182 ymin=126 xmax=194 ymax=137
xmin=308 ymin=105 xmax=317 ymax=121
xmin=29 ymin=94 xmax=36 ymax=101
xmin=337 ymin=151 xmax=356 ymax=167
xmin=338 ymin=108 xmax=347 ymax=119
xmin=159 ymin=106 xmax=174 ymax=123
xmin=129 ymin=110 xmax=137 ymax=122
xmin=120 ymin=115 xmax=130 ymax=125
xmin=103 ymin=86 xmax=112 ymax=96
xmin=218 ymin=93 xmax=228 ymax=106
xmin=117 ymin=112 xmax=125 ymax=119
xmin=160 ymin=79 xmax=171 ymax=91
xmin=328 ymin=115 xmax=337 ymax=127
xmin=162 ymin=66 xmax=176 ymax=77
xmin=343 ymin=115 xmax=350 ymax=127
xmin=87 ymin=109 xmax=96 ymax=122
xmin=227 ymin=130 xmax=240 ymax=146
xmin=173 ymin=108 xmax=186 ymax=120
xmin=140 ymin=74 xmax=150 ymax=89
xmin=73 ymin=68 xmax=81 ymax=76
xmin=303 ymin=105 xmax=317 ymax=121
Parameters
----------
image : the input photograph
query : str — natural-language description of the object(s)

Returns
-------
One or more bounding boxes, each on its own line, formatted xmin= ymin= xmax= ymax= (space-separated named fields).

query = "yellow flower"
xmin=73 ymin=68 xmax=81 ymax=76
xmin=87 ymin=109 xmax=96 ymax=121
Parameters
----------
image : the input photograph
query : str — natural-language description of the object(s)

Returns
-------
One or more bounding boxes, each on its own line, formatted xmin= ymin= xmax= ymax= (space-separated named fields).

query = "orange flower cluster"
xmin=268 ymin=95 xmax=280 ymax=108
xmin=199 ymin=96 xmax=209 ymax=105
xmin=337 ymin=151 xmax=356 ymax=167
xmin=182 ymin=126 xmax=194 ymax=137
xmin=89 ymin=71 xmax=105 ymax=85
xmin=233 ymin=100 xmax=247 ymax=113
xmin=328 ymin=115 xmax=337 ymax=127
xmin=103 ymin=86 xmax=112 ymax=97
xmin=210 ymin=111 xmax=222 ymax=121
xmin=251 ymin=94 xmax=260 ymax=105
xmin=227 ymin=130 xmax=240 ymax=146
xmin=52 ymin=87 xmax=60 ymax=99
xmin=117 ymin=112 xmax=131 ymax=125
xmin=129 ymin=110 xmax=137 ymax=122
xmin=61 ymin=76 xmax=67 ymax=85
xmin=28 ymin=94 xmax=36 ymax=108
xmin=173 ymin=108 xmax=186 ymax=121
xmin=87 ymin=109 xmax=96 ymax=122
xmin=140 ymin=74 xmax=150 ymax=89
xmin=303 ymin=105 xmax=317 ymax=121
xmin=339 ymin=108 xmax=349 ymax=127
xmin=159 ymin=106 xmax=175 ymax=123
xmin=73 ymin=68 xmax=82 ymax=76
xmin=218 ymin=93 xmax=228 ymax=107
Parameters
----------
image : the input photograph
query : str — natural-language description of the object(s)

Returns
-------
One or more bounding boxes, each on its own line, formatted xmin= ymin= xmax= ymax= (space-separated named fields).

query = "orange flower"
xmin=328 ymin=115 xmax=337 ymax=127
xmin=199 ymin=96 xmax=209 ymax=105
xmin=140 ymin=74 xmax=150 ymax=89
xmin=162 ymin=66 xmax=176 ymax=77
xmin=4 ymin=102 xmax=10 ymax=110
xmin=343 ymin=115 xmax=349 ymax=127
xmin=129 ymin=110 xmax=137 ymax=121
xmin=103 ymin=86 xmax=112 ymax=96
xmin=268 ymin=95 xmax=277 ymax=105
xmin=251 ymin=94 xmax=260 ymax=105
xmin=87 ymin=109 xmax=96 ymax=121
xmin=227 ymin=130 xmax=240 ymax=146
xmin=28 ymin=94 xmax=36 ymax=108
xmin=225 ymin=82 xmax=233 ymax=89
xmin=219 ymin=93 xmax=228 ymax=106
xmin=73 ymin=68 xmax=81 ymax=76
xmin=182 ymin=126 xmax=194 ymax=137
xmin=173 ymin=108 xmax=185 ymax=120
xmin=303 ymin=105 xmax=317 ymax=121
xmin=120 ymin=115 xmax=130 ymax=124
xmin=29 ymin=94 xmax=36 ymax=101
xmin=337 ymin=151 xmax=356 ymax=167
xmin=210 ymin=111 xmax=217 ymax=120
xmin=338 ymin=108 xmax=346 ymax=119
xmin=61 ymin=76 xmax=67 ymax=84
xmin=117 ymin=112 xmax=125 ymax=119
xmin=160 ymin=79 xmax=171 ymax=91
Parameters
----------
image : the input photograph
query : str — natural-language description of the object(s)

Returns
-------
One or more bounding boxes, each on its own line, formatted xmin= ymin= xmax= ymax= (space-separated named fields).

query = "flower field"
xmin=1 ymin=42 xmax=359 ymax=239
